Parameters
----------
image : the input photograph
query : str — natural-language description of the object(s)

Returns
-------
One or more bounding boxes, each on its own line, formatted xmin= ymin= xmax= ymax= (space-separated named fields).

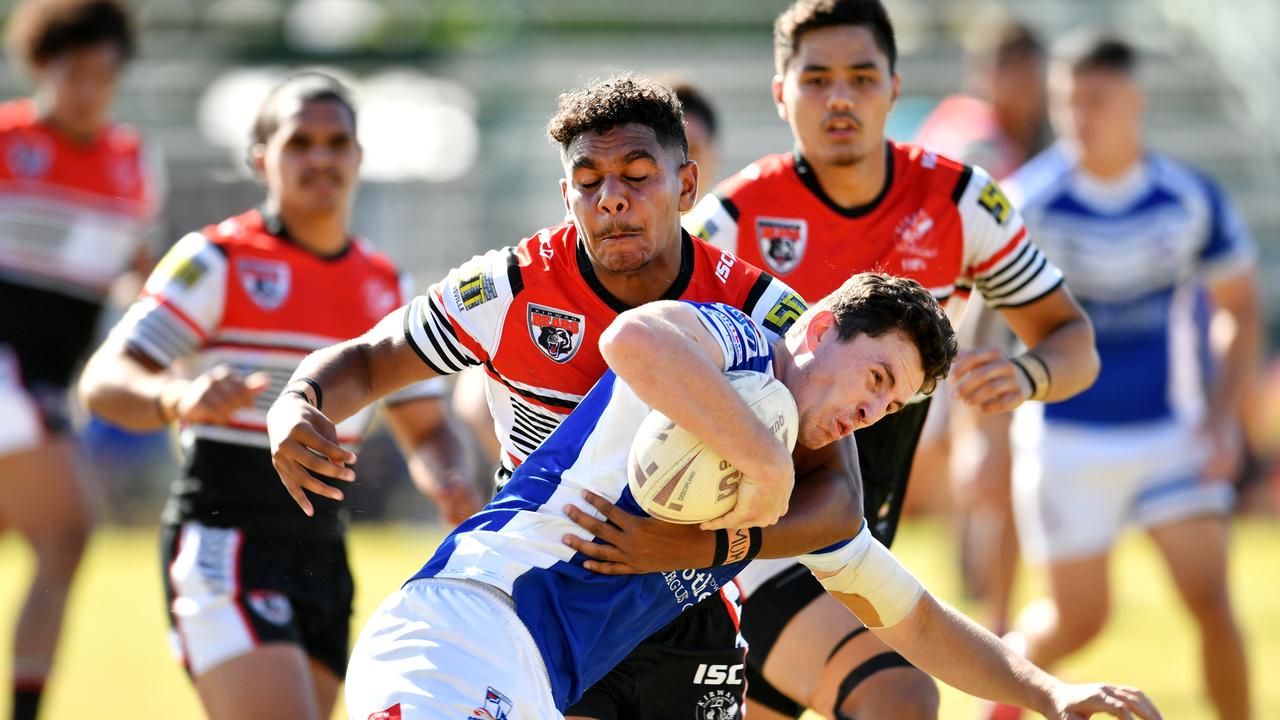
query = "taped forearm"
xmin=798 ymin=522 xmax=925 ymax=628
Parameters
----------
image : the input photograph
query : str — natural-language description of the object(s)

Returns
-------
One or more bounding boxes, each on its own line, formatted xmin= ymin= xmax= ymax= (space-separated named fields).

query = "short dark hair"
xmin=774 ymin=0 xmax=897 ymax=74
xmin=821 ymin=272 xmax=956 ymax=395
xmin=250 ymin=71 xmax=358 ymax=148
xmin=6 ymin=0 xmax=135 ymax=70
xmin=671 ymin=82 xmax=718 ymax=140
xmin=970 ymin=18 xmax=1044 ymax=68
xmin=1052 ymin=30 xmax=1136 ymax=75
xmin=546 ymin=74 xmax=688 ymax=160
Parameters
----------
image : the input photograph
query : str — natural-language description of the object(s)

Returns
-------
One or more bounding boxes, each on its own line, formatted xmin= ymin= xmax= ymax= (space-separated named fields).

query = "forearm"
xmin=1206 ymin=301 xmax=1262 ymax=426
xmin=79 ymin=340 xmax=182 ymax=431
xmin=759 ymin=440 xmax=862 ymax=558
xmin=1023 ymin=316 xmax=1098 ymax=402
xmin=871 ymin=593 xmax=1057 ymax=715
xmin=602 ymin=309 xmax=787 ymax=478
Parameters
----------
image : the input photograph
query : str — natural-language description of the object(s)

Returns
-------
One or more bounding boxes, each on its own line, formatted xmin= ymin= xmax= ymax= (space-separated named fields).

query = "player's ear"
xmin=772 ymin=75 xmax=788 ymax=122
xmin=677 ymin=155 xmax=699 ymax=212
xmin=890 ymin=73 xmax=901 ymax=106
xmin=248 ymin=143 xmax=267 ymax=177
xmin=804 ymin=309 xmax=835 ymax=351
xmin=560 ymin=178 xmax=571 ymax=214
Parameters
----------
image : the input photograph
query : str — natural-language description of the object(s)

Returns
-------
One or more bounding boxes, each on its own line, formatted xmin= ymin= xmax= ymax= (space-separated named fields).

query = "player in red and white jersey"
xmin=0 ymin=4 xmax=160 ymax=718
xmin=661 ymin=3 xmax=1098 ymax=720
xmin=79 ymin=73 xmax=476 ymax=720
xmin=268 ymin=76 xmax=869 ymax=720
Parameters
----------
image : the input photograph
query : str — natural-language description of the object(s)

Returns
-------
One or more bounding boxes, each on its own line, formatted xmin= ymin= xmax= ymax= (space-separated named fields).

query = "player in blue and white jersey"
xmin=270 ymin=273 xmax=1159 ymax=720
xmin=998 ymin=33 xmax=1258 ymax=720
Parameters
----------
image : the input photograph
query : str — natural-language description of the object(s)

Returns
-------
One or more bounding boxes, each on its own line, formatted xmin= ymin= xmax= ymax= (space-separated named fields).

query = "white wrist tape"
xmin=798 ymin=523 xmax=925 ymax=628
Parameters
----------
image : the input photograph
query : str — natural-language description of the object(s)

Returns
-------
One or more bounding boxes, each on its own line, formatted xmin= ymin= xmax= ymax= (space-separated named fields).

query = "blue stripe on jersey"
xmin=415 ymin=372 xmax=618 ymax=577
xmin=409 ymin=299 xmax=777 ymax=710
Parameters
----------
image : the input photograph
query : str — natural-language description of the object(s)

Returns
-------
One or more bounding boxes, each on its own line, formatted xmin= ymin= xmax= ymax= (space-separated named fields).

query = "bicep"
xmin=1206 ymin=267 xmax=1260 ymax=320
xmin=994 ymin=283 xmax=1088 ymax=347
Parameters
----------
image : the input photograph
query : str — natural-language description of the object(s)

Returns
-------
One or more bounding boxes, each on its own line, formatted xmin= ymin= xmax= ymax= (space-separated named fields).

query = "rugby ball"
xmin=627 ymin=370 xmax=799 ymax=524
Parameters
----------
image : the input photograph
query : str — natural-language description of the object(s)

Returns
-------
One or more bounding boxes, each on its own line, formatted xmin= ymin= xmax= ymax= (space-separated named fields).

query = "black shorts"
xmin=160 ymin=521 xmax=354 ymax=679
xmin=856 ymin=397 xmax=932 ymax=547
xmin=567 ymin=591 xmax=746 ymax=719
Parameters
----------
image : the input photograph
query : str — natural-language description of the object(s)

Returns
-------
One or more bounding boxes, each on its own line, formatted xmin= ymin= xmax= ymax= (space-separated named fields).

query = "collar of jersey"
xmin=574 ymin=228 xmax=695 ymax=313
xmin=258 ymin=204 xmax=353 ymax=261
xmin=791 ymin=142 xmax=895 ymax=218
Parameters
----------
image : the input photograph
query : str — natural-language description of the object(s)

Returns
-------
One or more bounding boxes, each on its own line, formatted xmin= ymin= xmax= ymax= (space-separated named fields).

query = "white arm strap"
xmin=798 ymin=523 xmax=925 ymax=628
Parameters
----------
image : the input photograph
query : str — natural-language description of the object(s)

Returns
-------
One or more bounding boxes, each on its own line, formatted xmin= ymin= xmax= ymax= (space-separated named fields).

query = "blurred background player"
xmin=681 ymin=1 xmax=1099 ymax=718
xmin=77 ymin=72 xmax=477 ymax=720
xmin=912 ymin=12 xmax=1051 ymax=632
xmin=0 ymin=2 xmax=159 ymax=718
xmin=996 ymin=32 xmax=1259 ymax=720
xmin=448 ymin=75 xmax=723 ymax=470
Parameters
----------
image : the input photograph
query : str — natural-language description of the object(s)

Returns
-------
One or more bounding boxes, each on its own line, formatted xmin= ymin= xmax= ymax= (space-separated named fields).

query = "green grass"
xmin=1 ymin=519 xmax=1276 ymax=719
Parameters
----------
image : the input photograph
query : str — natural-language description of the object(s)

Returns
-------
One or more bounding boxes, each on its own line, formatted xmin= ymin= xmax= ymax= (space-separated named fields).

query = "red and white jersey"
xmin=404 ymin=223 xmax=806 ymax=470
xmin=114 ymin=208 xmax=440 ymax=451
xmin=683 ymin=141 xmax=1063 ymax=329
xmin=0 ymin=98 xmax=162 ymax=301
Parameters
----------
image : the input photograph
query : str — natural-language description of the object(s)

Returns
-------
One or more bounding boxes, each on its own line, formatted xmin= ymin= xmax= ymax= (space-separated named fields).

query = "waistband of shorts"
xmin=407 ymin=577 xmax=551 ymax=688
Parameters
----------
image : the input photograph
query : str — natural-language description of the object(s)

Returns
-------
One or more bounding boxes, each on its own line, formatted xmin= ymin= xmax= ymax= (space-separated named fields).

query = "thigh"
xmin=195 ymin=643 xmax=321 ymax=720
xmin=295 ymin=535 xmax=355 ymax=680
xmin=0 ymin=435 xmax=94 ymax=543
xmin=1147 ymin=515 xmax=1231 ymax=606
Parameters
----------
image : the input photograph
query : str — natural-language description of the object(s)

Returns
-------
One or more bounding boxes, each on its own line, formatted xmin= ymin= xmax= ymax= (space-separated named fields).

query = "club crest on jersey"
xmin=237 ymin=258 xmax=291 ymax=310
xmin=363 ymin=278 xmax=398 ymax=318
xmin=5 ymin=137 xmax=52 ymax=178
xmin=528 ymin=303 xmax=584 ymax=363
xmin=696 ymin=689 xmax=740 ymax=720
xmin=755 ymin=217 xmax=807 ymax=275
xmin=246 ymin=590 xmax=293 ymax=626
xmin=894 ymin=209 xmax=938 ymax=262
xmin=469 ymin=686 xmax=513 ymax=720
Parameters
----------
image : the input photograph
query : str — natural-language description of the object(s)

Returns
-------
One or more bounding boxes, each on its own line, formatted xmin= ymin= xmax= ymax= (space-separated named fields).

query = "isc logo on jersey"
xmin=693 ymin=663 xmax=743 ymax=685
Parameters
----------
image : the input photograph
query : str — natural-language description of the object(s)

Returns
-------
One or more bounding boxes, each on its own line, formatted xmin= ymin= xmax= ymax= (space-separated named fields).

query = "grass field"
xmin=2 ymin=519 xmax=1276 ymax=719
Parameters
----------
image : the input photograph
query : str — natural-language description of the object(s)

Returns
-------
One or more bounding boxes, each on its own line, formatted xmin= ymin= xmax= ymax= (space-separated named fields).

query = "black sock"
xmin=12 ymin=682 xmax=43 ymax=720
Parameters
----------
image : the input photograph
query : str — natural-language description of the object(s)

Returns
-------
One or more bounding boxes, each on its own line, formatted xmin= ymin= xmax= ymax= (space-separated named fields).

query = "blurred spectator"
xmin=78 ymin=71 xmax=479 ymax=720
xmin=0 ymin=2 xmax=159 ymax=719
xmin=912 ymin=12 xmax=1050 ymax=632
xmin=996 ymin=32 xmax=1258 ymax=720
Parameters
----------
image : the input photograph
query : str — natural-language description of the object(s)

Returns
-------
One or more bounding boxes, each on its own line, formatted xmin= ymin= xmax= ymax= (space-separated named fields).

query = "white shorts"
xmin=346 ymin=578 xmax=560 ymax=720
xmin=1012 ymin=408 xmax=1234 ymax=563
xmin=0 ymin=348 xmax=44 ymax=456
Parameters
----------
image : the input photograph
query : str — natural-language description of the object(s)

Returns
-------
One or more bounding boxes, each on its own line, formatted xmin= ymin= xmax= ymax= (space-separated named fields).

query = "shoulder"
xmin=102 ymin=123 xmax=144 ymax=155
xmin=1147 ymin=151 xmax=1225 ymax=205
xmin=1003 ymin=143 xmax=1074 ymax=208
xmin=201 ymin=209 xmax=270 ymax=252
xmin=715 ymin=153 xmax=796 ymax=202
xmin=0 ymin=99 xmax=37 ymax=133
xmin=349 ymin=237 xmax=403 ymax=280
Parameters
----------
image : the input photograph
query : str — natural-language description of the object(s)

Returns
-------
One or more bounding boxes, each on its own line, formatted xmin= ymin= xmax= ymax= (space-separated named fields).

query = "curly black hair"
xmin=823 ymin=272 xmax=957 ymax=395
xmin=546 ymin=74 xmax=688 ymax=160
xmin=6 ymin=0 xmax=135 ymax=70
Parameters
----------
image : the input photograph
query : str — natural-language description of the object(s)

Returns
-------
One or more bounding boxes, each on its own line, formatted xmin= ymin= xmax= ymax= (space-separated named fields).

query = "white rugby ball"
xmin=627 ymin=370 xmax=799 ymax=524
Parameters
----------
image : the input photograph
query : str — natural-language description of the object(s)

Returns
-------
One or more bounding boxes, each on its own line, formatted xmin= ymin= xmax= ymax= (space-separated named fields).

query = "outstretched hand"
xmin=1053 ymin=683 xmax=1162 ymax=720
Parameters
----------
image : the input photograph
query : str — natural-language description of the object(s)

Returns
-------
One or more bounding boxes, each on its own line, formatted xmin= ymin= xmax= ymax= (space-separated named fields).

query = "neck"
xmin=268 ymin=200 xmax=350 ymax=257
xmin=38 ymin=108 xmax=99 ymax=144
xmin=804 ymin=141 xmax=888 ymax=209
xmin=770 ymin=337 xmax=794 ymax=384
xmin=1079 ymin=142 xmax=1142 ymax=180
xmin=589 ymin=228 xmax=684 ymax=308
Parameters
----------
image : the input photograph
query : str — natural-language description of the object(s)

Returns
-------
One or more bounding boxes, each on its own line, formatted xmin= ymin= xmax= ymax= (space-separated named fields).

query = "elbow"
xmin=599 ymin=311 xmax=659 ymax=372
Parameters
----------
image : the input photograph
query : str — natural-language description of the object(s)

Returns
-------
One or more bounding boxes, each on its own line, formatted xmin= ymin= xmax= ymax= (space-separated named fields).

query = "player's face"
xmin=988 ymin=52 xmax=1045 ymax=135
xmin=1050 ymin=65 xmax=1143 ymax=158
xmin=561 ymin=123 xmax=698 ymax=274
xmin=786 ymin=314 xmax=923 ymax=449
xmin=684 ymin=115 xmax=719 ymax=201
xmin=256 ymin=98 xmax=361 ymax=215
xmin=774 ymin=25 xmax=900 ymax=169
xmin=34 ymin=43 xmax=124 ymax=139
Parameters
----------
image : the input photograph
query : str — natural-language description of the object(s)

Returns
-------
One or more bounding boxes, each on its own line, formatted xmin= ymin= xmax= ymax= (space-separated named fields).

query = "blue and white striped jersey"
xmin=1006 ymin=143 xmax=1255 ymax=426
xmin=409 ymin=300 xmax=848 ymax=710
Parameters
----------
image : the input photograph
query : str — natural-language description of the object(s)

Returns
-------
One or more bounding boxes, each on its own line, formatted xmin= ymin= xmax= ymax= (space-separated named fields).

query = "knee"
xmin=1052 ymin=599 xmax=1108 ymax=652
xmin=30 ymin=517 xmax=92 ymax=578
xmin=1181 ymin=583 xmax=1235 ymax=628
xmin=838 ymin=666 xmax=939 ymax=720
